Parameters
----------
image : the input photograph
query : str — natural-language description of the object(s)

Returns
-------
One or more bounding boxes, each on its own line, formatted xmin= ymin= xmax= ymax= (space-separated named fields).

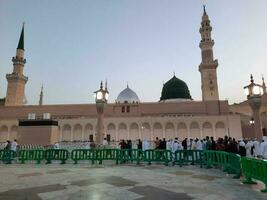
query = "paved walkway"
xmin=0 ymin=163 xmax=266 ymax=200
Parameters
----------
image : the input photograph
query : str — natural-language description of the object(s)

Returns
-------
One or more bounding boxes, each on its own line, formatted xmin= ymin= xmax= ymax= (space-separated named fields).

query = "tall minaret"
xmin=39 ymin=85 xmax=43 ymax=105
xmin=199 ymin=6 xmax=219 ymax=101
xmin=262 ymin=75 xmax=266 ymax=94
xmin=5 ymin=24 xmax=28 ymax=106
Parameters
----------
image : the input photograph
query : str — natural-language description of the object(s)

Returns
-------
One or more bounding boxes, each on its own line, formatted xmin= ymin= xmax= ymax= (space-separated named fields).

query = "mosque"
xmin=0 ymin=8 xmax=266 ymax=145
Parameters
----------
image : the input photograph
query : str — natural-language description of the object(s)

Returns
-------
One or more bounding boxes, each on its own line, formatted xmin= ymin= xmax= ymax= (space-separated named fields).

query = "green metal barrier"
xmin=144 ymin=150 xmax=172 ymax=165
xmin=204 ymin=150 xmax=241 ymax=178
xmin=18 ymin=150 xmax=44 ymax=164
xmin=241 ymin=157 xmax=267 ymax=193
xmin=204 ymin=150 xmax=216 ymax=168
xmin=226 ymin=153 xmax=241 ymax=178
xmin=71 ymin=149 xmax=96 ymax=164
xmin=120 ymin=149 xmax=144 ymax=164
xmin=95 ymin=149 xmax=120 ymax=164
xmin=0 ymin=150 xmax=16 ymax=164
xmin=44 ymin=149 xmax=69 ymax=164
xmin=174 ymin=150 xmax=204 ymax=167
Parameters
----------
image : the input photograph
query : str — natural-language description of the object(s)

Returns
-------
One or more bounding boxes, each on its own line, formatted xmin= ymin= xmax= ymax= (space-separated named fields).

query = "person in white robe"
xmin=166 ymin=140 xmax=172 ymax=151
xmin=54 ymin=142 xmax=60 ymax=149
xmin=245 ymin=140 xmax=253 ymax=157
xmin=102 ymin=138 xmax=108 ymax=148
xmin=253 ymin=139 xmax=261 ymax=157
xmin=11 ymin=139 xmax=18 ymax=152
xmin=142 ymin=139 xmax=150 ymax=151
xmin=196 ymin=139 xmax=203 ymax=150
xmin=260 ymin=136 xmax=267 ymax=159
xmin=85 ymin=141 xmax=91 ymax=149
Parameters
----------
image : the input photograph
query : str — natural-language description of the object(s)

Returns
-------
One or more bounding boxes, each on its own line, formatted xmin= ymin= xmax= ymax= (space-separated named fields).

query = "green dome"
xmin=160 ymin=76 xmax=192 ymax=101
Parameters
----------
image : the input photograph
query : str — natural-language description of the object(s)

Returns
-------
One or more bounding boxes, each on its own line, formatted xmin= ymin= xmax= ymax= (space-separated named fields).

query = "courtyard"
xmin=0 ymin=163 xmax=266 ymax=200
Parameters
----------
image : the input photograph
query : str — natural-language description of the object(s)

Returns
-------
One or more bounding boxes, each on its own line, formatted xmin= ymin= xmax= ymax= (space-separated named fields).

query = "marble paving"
xmin=0 ymin=163 xmax=266 ymax=200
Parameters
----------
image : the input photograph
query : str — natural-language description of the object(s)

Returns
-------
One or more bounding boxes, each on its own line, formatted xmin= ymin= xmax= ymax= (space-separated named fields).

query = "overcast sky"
xmin=1 ymin=0 xmax=267 ymax=105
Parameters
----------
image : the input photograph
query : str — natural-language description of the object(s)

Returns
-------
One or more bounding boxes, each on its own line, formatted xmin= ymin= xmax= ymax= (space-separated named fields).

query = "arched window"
xmin=153 ymin=123 xmax=163 ymax=139
xmin=215 ymin=122 xmax=226 ymax=138
xmin=190 ymin=122 xmax=200 ymax=139
xmin=141 ymin=123 xmax=150 ymax=140
xmin=202 ymin=122 xmax=213 ymax=138
xmin=107 ymin=123 xmax=116 ymax=141
xmin=73 ymin=124 xmax=82 ymax=141
xmin=177 ymin=122 xmax=187 ymax=139
xmin=9 ymin=125 xmax=18 ymax=140
xmin=0 ymin=125 xmax=8 ymax=142
xmin=62 ymin=124 xmax=71 ymax=141
xmin=130 ymin=123 xmax=139 ymax=140
xmin=165 ymin=122 xmax=175 ymax=139
xmin=118 ymin=123 xmax=127 ymax=140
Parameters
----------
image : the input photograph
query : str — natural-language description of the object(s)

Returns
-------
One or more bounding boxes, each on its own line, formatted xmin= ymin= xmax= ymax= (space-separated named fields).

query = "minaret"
xmin=262 ymin=75 xmax=266 ymax=94
xmin=105 ymin=79 xmax=108 ymax=91
xmin=39 ymin=85 xmax=43 ymax=105
xmin=199 ymin=6 xmax=219 ymax=101
xmin=5 ymin=24 xmax=28 ymax=106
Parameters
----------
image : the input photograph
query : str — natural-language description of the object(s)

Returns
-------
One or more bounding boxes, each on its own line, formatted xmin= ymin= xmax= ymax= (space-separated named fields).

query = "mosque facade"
xmin=1 ymin=8 xmax=263 ymax=144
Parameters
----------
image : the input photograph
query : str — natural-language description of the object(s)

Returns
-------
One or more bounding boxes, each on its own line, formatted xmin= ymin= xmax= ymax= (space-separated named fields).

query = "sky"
xmin=1 ymin=0 xmax=267 ymax=105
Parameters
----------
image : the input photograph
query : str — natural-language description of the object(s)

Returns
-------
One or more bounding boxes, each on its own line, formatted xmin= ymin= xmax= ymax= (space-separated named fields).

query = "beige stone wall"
xmin=0 ymin=100 xmax=229 ymax=120
xmin=0 ymin=114 xmax=242 ymax=143
xmin=0 ymin=101 xmax=243 ymax=143
xmin=58 ymin=114 xmax=242 ymax=141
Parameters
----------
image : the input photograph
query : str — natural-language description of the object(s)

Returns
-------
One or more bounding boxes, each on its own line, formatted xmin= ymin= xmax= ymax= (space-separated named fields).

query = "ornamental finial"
xmin=105 ymin=79 xmax=108 ymax=91
xmin=203 ymin=5 xmax=206 ymax=14
xmin=250 ymin=74 xmax=254 ymax=83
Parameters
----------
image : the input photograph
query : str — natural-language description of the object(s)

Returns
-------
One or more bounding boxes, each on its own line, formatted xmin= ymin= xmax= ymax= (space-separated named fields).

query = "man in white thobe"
xmin=245 ymin=140 xmax=253 ymax=157
xmin=102 ymin=138 xmax=108 ymax=148
xmin=166 ymin=140 xmax=172 ymax=151
xmin=142 ymin=139 xmax=150 ymax=151
xmin=196 ymin=139 xmax=203 ymax=150
xmin=260 ymin=136 xmax=267 ymax=159
xmin=253 ymin=139 xmax=261 ymax=157
xmin=54 ymin=142 xmax=60 ymax=149
xmin=85 ymin=141 xmax=91 ymax=149
xmin=11 ymin=139 xmax=18 ymax=152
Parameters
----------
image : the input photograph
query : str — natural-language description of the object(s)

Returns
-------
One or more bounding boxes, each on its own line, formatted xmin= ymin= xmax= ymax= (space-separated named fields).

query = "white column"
xmin=81 ymin=126 xmax=85 ymax=141
xmin=163 ymin=124 xmax=166 ymax=139
xmin=115 ymin=124 xmax=118 ymax=141
xmin=70 ymin=126 xmax=73 ymax=141
xmin=60 ymin=127 xmax=63 ymax=141
xmin=175 ymin=124 xmax=178 ymax=138
xmin=212 ymin=126 xmax=216 ymax=139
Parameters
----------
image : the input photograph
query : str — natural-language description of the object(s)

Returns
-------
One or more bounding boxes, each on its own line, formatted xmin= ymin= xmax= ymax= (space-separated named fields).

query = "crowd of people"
xmin=1 ymin=135 xmax=267 ymax=160
xmin=111 ymin=135 xmax=267 ymax=159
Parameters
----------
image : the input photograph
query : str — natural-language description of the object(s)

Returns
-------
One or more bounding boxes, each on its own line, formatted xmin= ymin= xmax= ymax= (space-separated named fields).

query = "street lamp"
xmin=249 ymin=117 xmax=255 ymax=125
xmin=94 ymin=81 xmax=109 ymax=144
xmin=243 ymin=74 xmax=263 ymax=140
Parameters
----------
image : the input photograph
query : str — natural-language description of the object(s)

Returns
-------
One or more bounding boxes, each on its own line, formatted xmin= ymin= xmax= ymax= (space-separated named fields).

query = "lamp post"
xmin=244 ymin=75 xmax=263 ymax=140
xmin=94 ymin=81 xmax=109 ymax=144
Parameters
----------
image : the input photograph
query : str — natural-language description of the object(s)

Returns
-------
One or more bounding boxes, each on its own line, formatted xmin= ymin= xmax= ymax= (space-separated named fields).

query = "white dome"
xmin=116 ymin=86 xmax=140 ymax=103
